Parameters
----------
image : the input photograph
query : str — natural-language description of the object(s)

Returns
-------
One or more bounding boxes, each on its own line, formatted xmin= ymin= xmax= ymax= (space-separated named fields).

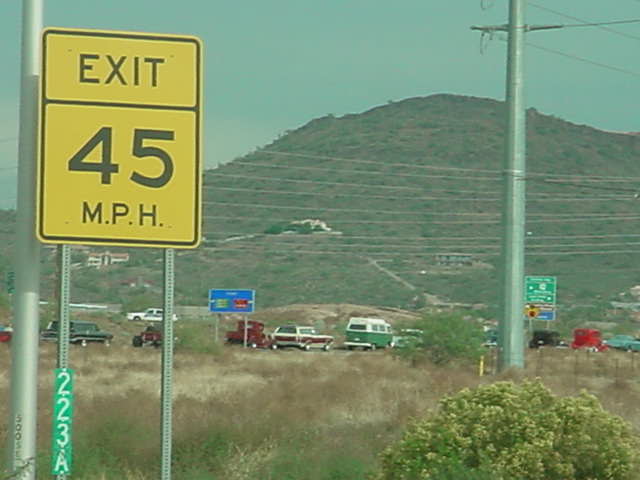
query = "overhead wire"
xmin=526 ymin=40 xmax=640 ymax=78
xmin=204 ymin=244 xmax=640 ymax=258
xmin=204 ymin=214 xmax=640 ymax=225
xmin=205 ymin=184 xmax=636 ymax=203
xmin=209 ymin=237 xmax=640 ymax=251
xmin=231 ymin=160 xmax=499 ymax=181
xmin=204 ymin=232 xmax=640 ymax=241
xmin=231 ymin=149 xmax=640 ymax=182
xmin=258 ymin=150 xmax=502 ymax=174
xmin=528 ymin=2 xmax=640 ymax=41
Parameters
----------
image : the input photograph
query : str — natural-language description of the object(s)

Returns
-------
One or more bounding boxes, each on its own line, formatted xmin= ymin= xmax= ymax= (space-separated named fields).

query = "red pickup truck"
xmin=0 ymin=326 xmax=12 ymax=343
xmin=132 ymin=325 xmax=162 ymax=348
xmin=271 ymin=325 xmax=333 ymax=351
xmin=224 ymin=320 xmax=273 ymax=348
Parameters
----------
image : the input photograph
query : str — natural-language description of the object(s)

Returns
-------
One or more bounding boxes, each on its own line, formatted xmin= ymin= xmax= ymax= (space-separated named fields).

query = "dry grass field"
xmin=1 ymin=343 xmax=640 ymax=479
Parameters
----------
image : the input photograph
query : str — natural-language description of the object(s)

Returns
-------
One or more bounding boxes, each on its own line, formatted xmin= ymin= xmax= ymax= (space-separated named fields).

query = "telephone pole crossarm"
xmin=471 ymin=24 xmax=564 ymax=33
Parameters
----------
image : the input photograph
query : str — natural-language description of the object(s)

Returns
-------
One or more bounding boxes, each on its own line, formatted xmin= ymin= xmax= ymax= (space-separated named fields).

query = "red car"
xmin=571 ymin=328 xmax=608 ymax=352
xmin=132 ymin=325 xmax=163 ymax=348
xmin=0 ymin=329 xmax=11 ymax=343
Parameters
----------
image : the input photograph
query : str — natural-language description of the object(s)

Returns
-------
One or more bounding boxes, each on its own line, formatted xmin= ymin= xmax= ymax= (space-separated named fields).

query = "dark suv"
xmin=528 ymin=330 xmax=567 ymax=349
xmin=41 ymin=321 xmax=113 ymax=346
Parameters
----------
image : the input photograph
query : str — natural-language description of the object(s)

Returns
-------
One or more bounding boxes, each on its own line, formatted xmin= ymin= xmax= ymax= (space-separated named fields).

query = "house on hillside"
xmin=86 ymin=251 xmax=130 ymax=269
xmin=435 ymin=253 xmax=473 ymax=266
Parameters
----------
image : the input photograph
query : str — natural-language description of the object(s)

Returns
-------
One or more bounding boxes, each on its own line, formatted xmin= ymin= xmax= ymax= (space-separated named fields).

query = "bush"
xmin=375 ymin=380 xmax=639 ymax=480
xmin=395 ymin=313 xmax=485 ymax=365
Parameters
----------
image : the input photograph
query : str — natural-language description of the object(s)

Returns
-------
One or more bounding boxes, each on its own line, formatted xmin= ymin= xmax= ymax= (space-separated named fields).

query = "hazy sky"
xmin=1 ymin=1 xmax=639 ymax=209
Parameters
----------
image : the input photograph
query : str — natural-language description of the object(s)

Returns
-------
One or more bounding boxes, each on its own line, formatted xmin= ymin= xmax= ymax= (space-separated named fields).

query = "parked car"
xmin=344 ymin=317 xmax=394 ymax=351
xmin=604 ymin=334 xmax=640 ymax=352
xmin=0 ymin=325 xmax=12 ymax=343
xmin=271 ymin=325 xmax=333 ymax=351
xmin=392 ymin=329 xmax=424 ymax=349
xmin=483 ymin=327 xmax=498 ymax=347
xmin=41 ymin=321 xmax=113 ymax=346
xmin=528 ymin=330 xmax=568 ymax=349
xmin=126 ymin=308 xmax=178 ymax=323
xmin=570 ymin=328 xmax=608 ymax=352
xmin=132 ymin=325 xmax=163 ymax=348
xmin=224 ymin=320 xmax=272 ymax=348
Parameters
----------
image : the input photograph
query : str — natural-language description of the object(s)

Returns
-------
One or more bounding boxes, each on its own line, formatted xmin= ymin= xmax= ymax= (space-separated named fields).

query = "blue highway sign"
xmin=209 ymin=289 xmax=255 ymax=313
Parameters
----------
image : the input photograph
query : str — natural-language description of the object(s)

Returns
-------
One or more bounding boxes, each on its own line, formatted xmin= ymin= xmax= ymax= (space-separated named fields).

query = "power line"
xmin=204 ymin=199 xmax=639 ymax=219
xmin=205 ymin=232 xmax=640 ymax=241
xmin=206 ymin=172 xmax=640 ymax=201
xmin=204 ymin=200 xmax=500 ymax=215
xmin=204 ymin=214 xmax=640 ymax=225
xmin=204 ymin=214 xmax=501 ymax=225
xmin=217 ymin=149 xmax=640 ymax=182
xmin=203 ymin=244 xmax=640 ymax=258
xmin=529 ymin=2 xmax=640 ymax=41
xmin=527 ymin=40 xmax=640 ymax=78
xmin=230 ymin=160 xmax=500 ymax=182
xmin=206 ymin=185 xmax=502 ymax=202
xmin=208 ymin=237 xmax=640 ymax=251
xmin=206 ymin=184 xmax=634 ymax=203
xmin=259 ymin=150 xmax=502 ymax=174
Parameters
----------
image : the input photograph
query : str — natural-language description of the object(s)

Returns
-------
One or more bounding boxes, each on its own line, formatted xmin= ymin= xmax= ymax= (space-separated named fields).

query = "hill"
xmin=3 ymin=94 xmax=640 ymax=317
xmin=198 ymin=94 xmax=640 ymax=312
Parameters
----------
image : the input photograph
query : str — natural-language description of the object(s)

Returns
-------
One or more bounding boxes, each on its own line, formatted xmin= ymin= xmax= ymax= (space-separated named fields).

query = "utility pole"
xmin=499 ymin=0 xmax=527 ymax=370
xmin=472 ymin=2 xmax=564 ymax=370
xmin=9 ymin=0 xmax=42 ymax=478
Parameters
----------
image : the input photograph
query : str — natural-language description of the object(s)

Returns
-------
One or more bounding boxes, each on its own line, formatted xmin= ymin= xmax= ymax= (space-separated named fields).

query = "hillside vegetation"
xmin=2 ymin=94 xmax=640 ymax=315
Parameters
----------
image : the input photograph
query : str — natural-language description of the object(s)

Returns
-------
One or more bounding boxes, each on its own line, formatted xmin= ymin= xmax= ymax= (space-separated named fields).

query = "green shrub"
xmin=395 ymin=313 xmax=485 ymax=365
xmin=375 ymin=380 xmax=639 ymax=480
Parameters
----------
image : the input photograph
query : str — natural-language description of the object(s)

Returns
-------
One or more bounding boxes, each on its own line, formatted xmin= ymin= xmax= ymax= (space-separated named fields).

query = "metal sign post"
xmin=160 ymin=248 xmax=175 ymax=480
xmin=56 ymin=245 xmax=71 ymax=368
xmin=243 ymin=315 xmax=248 ymax=348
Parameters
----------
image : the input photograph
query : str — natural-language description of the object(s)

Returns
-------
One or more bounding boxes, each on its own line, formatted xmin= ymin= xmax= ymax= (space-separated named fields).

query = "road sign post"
xmin=38 ymin=28 xmax=202 ymax=248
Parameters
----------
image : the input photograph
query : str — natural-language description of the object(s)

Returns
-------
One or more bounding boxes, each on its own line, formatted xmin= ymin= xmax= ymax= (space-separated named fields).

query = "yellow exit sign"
xmin=37 ymin=28 xmax=202 ymax=248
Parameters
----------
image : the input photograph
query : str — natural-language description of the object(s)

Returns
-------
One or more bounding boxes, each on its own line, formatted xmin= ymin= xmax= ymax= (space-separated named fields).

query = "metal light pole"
xmin=9 ymin=0 xmax=43 ymax=478
xmin=499 ymin=0 xmax=527 ymax=370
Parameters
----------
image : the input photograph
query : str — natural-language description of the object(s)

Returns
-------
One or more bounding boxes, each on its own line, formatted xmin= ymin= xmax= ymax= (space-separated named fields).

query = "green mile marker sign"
xmin=51 ymin=368 xmax=74 ymax=475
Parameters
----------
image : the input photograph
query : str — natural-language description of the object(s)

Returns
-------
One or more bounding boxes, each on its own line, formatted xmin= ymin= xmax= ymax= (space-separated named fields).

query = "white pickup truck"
xmin=126 ymin=308 xmax=178 ymax=322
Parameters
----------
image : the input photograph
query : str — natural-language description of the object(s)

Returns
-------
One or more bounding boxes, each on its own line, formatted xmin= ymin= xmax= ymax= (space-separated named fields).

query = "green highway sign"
xmin=51 ymin=368 xmax=74 ymax=475
xmin=525 ymin=276 xmax=557 ymax=304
